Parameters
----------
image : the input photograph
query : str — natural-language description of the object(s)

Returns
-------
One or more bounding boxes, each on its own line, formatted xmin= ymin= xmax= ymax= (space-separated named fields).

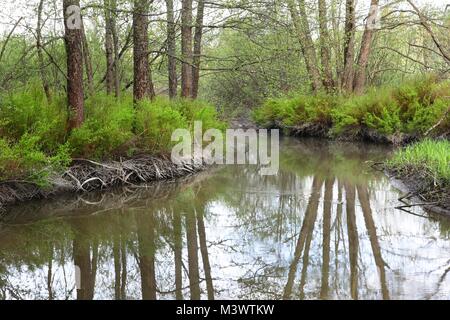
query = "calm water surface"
xmin=0 ymin=138 xmax=449 ymax=300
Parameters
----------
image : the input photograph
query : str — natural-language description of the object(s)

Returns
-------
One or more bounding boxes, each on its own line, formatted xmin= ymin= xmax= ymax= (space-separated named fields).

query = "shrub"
xmin=0 ymin=135 xmax=70 ymax=185
xmin=67 ymin=94 xmax=135 ymax=159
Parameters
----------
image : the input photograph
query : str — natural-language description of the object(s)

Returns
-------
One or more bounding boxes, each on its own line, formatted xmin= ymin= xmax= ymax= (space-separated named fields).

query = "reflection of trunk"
xmin=137 ymin=211 xmax=157 ymax=300
xmin=173 ymin=209 xmax=183 ymax=299
xmin=72 ymin=223 xmax=97 ymax=300
xmin=345 ymin=182 xmax=358 ymax=300
xmin=192 ymin=0 xmax=205 ymax=98
xmin=196 ymin=204 xmax=214 ymax=299
xmin=357 ymin=185 xmax=390 ymax=299
xmin=334 ymin=180 xmax=343 ymax=290
xmin=186 ymin=208 xmax=201 ymax=299
xmin=47 ymin=244 xmax=54 ymax=300
xmin=283 ymin=176 xmax=323 ymax=299
xmin=299 ymin=197 xmax=318 ymax=300
xmin=120 ymin=235 xmax=127 ymax=298
xmin=165 ymin=0 xmax=177 ymax=98
xmin=113 ymin=221 xmax=121 ymax=299
xmin=320 ymin=178 xmax=334 ymax=299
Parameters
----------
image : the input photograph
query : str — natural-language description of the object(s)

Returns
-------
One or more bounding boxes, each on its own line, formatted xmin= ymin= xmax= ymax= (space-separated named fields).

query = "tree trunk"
xmin=81 ymin=19 xmax=94 ymax=95
xmin=318 ymin=0 xmax=335 ymax=91
xmin=181 ymin=0 xmax=193 ymax=98
xmin=287 ymin=0 xmax=322 ymax=92
xmin=192 ymin=0 xmax=205 ymax=99
xmin=111 ymin=0 xmax=120 ymax=97
xmin=165 ymin=0 xmax=177 ymax=98
xmin=133 ymin=0 xmax=150 ymax=102
xmin=105 ymin=0 xmax=114 ymax=95
xmin=342 ymin=0 xmax=356 ymax=92
xmin=353 ymin=0 xmax=379 ymax=95
xmin=37 ymin=0 xmax=52 ymax=103
xmin=63 ymin=0 xmax=84 ymax=130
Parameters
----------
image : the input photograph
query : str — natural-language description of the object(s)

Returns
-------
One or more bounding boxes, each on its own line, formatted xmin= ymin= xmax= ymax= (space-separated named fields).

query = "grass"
xmin=253 ymin=76 xmax=450 ymax=139
xmin=387 ymin=139 xmax=450 ymax=185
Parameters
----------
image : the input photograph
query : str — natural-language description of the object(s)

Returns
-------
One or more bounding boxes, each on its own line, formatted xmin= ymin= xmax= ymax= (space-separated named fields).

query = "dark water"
xmin=0 ymin=138 xmax=449 ymax=300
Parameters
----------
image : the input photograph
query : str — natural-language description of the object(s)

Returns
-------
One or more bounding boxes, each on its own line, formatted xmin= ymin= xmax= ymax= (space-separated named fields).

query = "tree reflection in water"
xmin=0 ymin=138 xmax=449 ymax=300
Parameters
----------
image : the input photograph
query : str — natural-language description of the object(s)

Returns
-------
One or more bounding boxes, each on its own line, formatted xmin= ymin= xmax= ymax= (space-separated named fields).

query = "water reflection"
xmin=0 ymin=138 xmax=449 ymax=300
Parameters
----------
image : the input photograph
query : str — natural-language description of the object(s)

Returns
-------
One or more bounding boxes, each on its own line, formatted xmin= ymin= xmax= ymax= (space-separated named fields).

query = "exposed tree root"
xmin=0 ymin=155 xmax=207 ymax=211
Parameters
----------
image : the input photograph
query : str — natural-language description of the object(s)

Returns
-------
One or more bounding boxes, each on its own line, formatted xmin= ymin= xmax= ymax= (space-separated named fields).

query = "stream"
xmin=0 ymin=137 xmax=449 ymax=300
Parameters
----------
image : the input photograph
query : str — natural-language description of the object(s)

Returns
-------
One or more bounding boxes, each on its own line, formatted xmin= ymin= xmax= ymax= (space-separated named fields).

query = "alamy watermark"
xmin=171 ymin=122 xmax=279 ymax=176
xmin=66 ymin=5 xmax=82 ymax=30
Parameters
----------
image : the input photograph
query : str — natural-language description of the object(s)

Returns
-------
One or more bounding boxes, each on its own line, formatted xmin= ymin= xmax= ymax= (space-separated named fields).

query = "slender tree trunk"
xmin=111 ymin=0 xmax=120 ymax=96
xmin=181 ymin=0 xmax=193 ymax=98
xmin=37 ymin=0 xmax=52 ymax=103
xmin=133 ymin=0 xmax=150 ymax=102
xmin=81 ymin=19 xmax=94 ymax=95
xmin=287 ymin=0 xmax=322 ymax=92
xmin=165 ymin=0 xmax=177 ymax=98
xmin=192 ymin=0 xmax=205 ymax=99
xmin=318 ymin=0 xmax=335 ymax=91
xmin=105 ymin=0 xmax=115 ymax=95
xmin=342 ymin=0 xmax=356 ymax=92
xmin=353 ymin=0 xmax=379 ymax=94
xmin=63 ymin=0 xmax=84 ymax=130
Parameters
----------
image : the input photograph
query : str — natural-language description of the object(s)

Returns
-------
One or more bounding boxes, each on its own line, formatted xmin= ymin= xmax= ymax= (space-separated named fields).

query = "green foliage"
xmin=0 ymin=89 xmax=223 ymax=182
xmin=68 ymin=94 xmax=135 ymax=159
xmin=255 ymin=77 xmax=450 ymax=138
xmin=0 ymin=135 xmax=70 ymax=185
xmin=387 ymin=139 xmax=450 ymax=184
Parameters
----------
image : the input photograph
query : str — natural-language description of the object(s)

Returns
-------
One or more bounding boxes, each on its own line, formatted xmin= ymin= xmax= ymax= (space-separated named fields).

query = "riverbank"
xmin=0 ymin=154 xmax=207 ymax=211
xmin=0 ymin=92 xmax=224 ymax=210
xmin=253 ymin=77 xmax=449 ymax=145
xmin=384 ymin=139 xmax=450 ymax=215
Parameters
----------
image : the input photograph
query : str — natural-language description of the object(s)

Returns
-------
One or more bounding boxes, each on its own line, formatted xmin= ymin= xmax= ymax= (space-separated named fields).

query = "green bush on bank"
xmin=254 ymin=77 xmax=450 ymax=137
xmin=0 ymin=90 xmax=223 ymax=182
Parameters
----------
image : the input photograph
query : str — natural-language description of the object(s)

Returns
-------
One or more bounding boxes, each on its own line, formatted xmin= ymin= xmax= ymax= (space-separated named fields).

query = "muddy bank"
xmin=385 ymin=167 xmax=450 ymax=216
xmin=0 ymin=155 xmax=206 ymax=212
